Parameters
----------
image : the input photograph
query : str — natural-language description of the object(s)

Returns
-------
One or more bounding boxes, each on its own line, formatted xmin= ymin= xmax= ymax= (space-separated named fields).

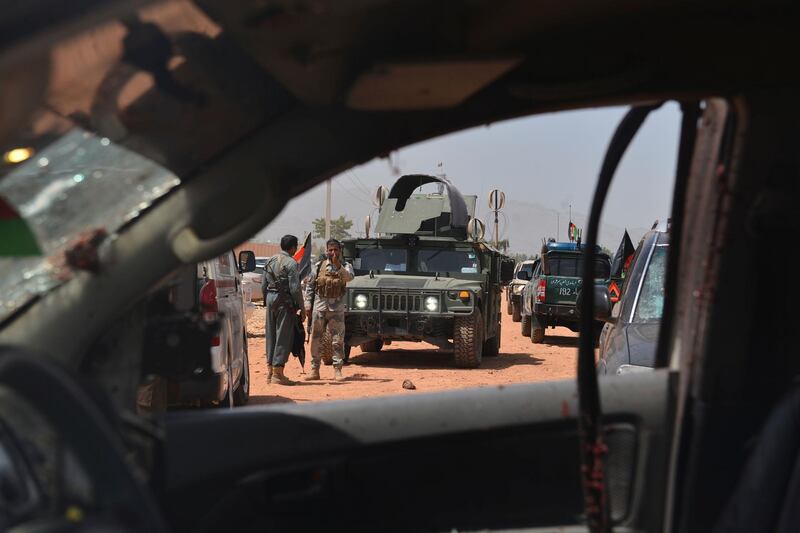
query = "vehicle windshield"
xmin=545 ymin=254 xmax=611 ymax=279
xmin=354 ymin=248 xmax=408 ymax=272
xmin=0 ymin=128 xmax=180 ymax=323
xmin=633 ymin=245 xmax=668 ymax=323
xmin=520 ymin=263 xmax=534 ymax=276
xmin=418 ymin=249 xmax=480 ymax=274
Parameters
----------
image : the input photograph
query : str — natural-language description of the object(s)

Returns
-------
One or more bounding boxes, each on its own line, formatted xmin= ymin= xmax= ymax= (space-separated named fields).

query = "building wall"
xmin=235 ymin=242 xmax=281 ymax=259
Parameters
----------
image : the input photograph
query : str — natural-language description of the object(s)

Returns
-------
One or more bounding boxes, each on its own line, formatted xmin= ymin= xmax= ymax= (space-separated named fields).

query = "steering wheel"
xmin=0 ymin=347 xmax=168 ymax=532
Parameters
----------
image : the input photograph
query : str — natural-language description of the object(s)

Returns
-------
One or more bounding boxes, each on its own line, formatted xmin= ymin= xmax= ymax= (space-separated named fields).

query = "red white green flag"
xmin=568 ymin=221 xmax=578 ymax=242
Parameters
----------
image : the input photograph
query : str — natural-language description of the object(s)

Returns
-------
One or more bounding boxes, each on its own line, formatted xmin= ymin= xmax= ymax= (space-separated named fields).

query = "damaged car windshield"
xmin=0 ymin=128 xmax=181 ymax=324
xmin=633 ymin=246 xmax=668 ymax=323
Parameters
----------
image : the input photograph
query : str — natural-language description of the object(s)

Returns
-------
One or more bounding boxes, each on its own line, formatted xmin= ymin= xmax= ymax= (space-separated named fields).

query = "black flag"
xmin=610 ymin=230 xmax=635 ymax=278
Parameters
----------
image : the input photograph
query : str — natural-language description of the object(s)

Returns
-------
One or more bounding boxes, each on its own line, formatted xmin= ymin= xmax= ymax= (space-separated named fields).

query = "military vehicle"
xmin=341 ymin=174 xmax=515 ymax=368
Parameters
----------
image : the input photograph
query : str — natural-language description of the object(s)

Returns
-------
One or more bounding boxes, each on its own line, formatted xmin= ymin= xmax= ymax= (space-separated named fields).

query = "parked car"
xmin=520 ymin=240 xmax=611 ymax=343
xmin=241 ymin=256 xmax=267 ymax=303
xmin=143 ymin=250 xmax=255 ymax=408
xmin=506 ymin=259 xmax=536 ymax=322
xmin=596 ymin=222 xmax=669 ymax=375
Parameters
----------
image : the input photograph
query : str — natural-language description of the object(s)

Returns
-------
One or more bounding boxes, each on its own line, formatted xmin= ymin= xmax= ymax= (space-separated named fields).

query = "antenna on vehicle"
xmin=488 ymin=188 xmax=506 ymax=249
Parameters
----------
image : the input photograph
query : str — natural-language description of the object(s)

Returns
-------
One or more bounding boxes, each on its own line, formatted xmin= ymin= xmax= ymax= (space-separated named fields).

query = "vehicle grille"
xmin=370 ymin=293 xmax=423 ymax=311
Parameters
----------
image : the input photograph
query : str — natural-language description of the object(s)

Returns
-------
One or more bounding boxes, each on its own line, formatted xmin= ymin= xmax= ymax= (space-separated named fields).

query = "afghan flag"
xmin=1 ymin=196 xmax=41 ymax=256
xmin=293 ymin=232 xmax=312 ymax=279
xmin=610 ymin=230 xmax=635 ymax=278
xmin=568 ymin=220 xmax=578 ymax=242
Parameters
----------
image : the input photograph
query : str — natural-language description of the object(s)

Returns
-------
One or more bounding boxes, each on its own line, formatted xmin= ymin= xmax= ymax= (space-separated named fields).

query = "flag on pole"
xmin=610 ymin=230 xmax=635 ymax=278
xmin=568 ymin=221 xmax=578 ymax=242
xmin=293 ymin=232 xmax=312 ymax=279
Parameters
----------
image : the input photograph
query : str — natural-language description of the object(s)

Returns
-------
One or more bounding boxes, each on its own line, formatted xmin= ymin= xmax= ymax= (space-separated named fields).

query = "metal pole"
xmin=325 ymin=179 xmax=331 ymax=241
xmin=494 ymin=193 xmax=499 ymax=248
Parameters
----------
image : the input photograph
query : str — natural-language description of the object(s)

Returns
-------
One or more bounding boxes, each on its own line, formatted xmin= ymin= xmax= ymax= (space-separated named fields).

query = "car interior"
xmin=1 ymin=1 xmax=799 ymax=532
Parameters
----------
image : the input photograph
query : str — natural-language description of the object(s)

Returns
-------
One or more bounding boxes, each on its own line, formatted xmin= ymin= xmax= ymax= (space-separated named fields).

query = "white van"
xmin=192 ymin=250 xmax=252 ymax=407
xmin=138 ymin=250 xmax=254 ymax=410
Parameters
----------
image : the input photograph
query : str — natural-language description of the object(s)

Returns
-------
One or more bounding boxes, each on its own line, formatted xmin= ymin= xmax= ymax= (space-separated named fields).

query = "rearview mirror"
xmin=516 ymin=270 xmax=530 ymax=281
xmin=238 ymin=250 xmax=256 ymax=273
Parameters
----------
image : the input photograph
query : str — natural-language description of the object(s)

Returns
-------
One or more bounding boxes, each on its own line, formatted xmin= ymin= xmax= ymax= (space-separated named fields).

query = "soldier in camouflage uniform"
xmin=263 ymin=235 xmax=305 ymax=385
xmin=304 ymin=239 xmax=354 ymax=381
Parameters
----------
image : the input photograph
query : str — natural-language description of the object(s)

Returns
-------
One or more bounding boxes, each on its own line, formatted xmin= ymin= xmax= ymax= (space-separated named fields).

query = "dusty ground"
xmin=246 ymin=296 xmax=578 ymax=405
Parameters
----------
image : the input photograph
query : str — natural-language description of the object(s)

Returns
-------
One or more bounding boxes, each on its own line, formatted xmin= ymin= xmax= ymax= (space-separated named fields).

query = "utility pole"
xmin=325 ymin=179 xmax=331 ymax=241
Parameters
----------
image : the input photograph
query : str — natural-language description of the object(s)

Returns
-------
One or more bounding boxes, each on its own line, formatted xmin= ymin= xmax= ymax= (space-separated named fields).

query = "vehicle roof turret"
xmin=375 ymin=174 xmax=477 ymax=239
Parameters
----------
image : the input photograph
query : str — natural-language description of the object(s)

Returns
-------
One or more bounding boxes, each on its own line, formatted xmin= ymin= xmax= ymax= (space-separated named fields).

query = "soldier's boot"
xmin=266 ymin=365 xmax=273 ymax=382
xmin=270 ymin=366 xmax=296 ymax=386
xmin=334 ymin=367 xmax=345 ymax=382
xmin=304 ymin=367 xmax=321 ymax=381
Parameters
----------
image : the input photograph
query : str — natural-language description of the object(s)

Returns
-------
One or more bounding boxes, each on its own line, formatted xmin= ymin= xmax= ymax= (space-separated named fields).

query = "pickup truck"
xmin=520 ymin=241 xmax=611 ymax=343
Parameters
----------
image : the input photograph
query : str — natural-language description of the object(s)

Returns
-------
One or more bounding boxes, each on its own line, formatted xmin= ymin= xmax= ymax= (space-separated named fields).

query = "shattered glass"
xmin=0 ymin=128 xmax=180 ymax=323
xmin=633 ymin=246 xmax=668 ymax=323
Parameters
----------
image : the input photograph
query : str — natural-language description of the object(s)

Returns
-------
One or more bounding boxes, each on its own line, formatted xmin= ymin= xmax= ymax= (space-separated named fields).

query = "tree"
xmin=312 ymin=215 xmax=353 ymax=241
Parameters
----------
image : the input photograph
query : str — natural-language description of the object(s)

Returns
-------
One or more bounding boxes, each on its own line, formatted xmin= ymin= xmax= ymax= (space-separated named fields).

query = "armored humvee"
xmin=341 ymin=174 xmax=515 ymax=368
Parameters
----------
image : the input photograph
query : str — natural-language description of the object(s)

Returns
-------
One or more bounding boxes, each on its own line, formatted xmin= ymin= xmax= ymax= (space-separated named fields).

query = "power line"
xmin=348 ymin=169 xmax=374 ymax=196
xmin=335 ymin=178 xmax=372 ymax=203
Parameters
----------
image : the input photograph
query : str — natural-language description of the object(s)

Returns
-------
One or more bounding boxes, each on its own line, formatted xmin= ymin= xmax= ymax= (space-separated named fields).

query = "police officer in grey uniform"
xmin=263 ymin=235 xmax=305 ymax=385
xmin=304 ymin=238 xmax=354 ymax=381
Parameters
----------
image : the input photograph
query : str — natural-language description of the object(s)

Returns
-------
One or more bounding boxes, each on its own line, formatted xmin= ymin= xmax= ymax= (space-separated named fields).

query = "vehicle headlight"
xmin=424 ymin=296 xmax=439 ymax=312
xmin=354 ymin=294 xmax=368 ymax=309
xmin=513 ymin=284 xmax=523 ymax=294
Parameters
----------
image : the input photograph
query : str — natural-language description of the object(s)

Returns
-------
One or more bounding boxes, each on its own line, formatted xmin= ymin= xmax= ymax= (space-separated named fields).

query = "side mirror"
xmin=516 ymin=270 xmax=530 ymax=281
xmin=593 ymin=285 xmax=613 ymax=322
xmin=238 ymin=250 xmax=256 ymax=273
xmin=499 ymin=258 xmax=516 ymax=284
xmin=575 ymin=285 xmax=614 ymax=323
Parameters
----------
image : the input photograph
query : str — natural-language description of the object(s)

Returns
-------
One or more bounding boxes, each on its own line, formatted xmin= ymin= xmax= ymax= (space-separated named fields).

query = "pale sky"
xmin=256 ymin=103 xmax=680 ymax=250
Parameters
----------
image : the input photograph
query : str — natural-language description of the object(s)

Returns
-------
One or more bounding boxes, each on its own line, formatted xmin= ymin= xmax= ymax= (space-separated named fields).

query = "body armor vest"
xmin=316 ymin=260 xmax=346 ymax=299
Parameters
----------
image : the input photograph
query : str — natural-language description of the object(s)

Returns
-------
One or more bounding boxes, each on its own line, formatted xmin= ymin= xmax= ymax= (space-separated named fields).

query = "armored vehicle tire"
xmin=360 ymin=339 xmax=384 ymax=353
xmin=512 ymin=302 xmax=522 ymax=322
xmin=321 ymin=330 xmax=333 ymax=365
xmin=454 ymin=309 xmax=483 ymax=368
xmin=521 ymin=313 xmax=532 ymax=337
xmin=483 ymin=323 xmax=501 ymax=357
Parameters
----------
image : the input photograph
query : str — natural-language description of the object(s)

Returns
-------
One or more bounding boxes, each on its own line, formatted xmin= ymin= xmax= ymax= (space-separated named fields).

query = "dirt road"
xmin=246 ymin=302 xmax=578 ymax=405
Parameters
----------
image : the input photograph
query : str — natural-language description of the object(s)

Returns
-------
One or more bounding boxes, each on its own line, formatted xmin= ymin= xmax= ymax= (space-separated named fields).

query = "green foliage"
xmin=312 ymin=215 xmax=353 ymax=241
